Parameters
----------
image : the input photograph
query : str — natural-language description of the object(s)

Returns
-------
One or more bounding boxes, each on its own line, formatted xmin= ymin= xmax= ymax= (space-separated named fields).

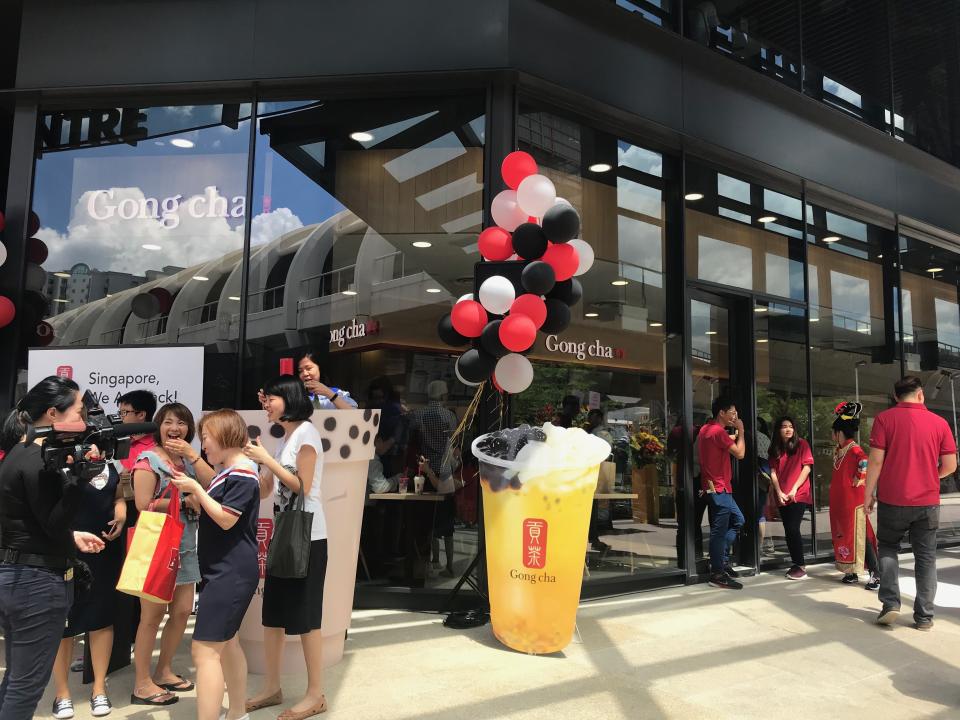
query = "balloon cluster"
xmin=0 ymin=209 xmax=53 ymax=345
xmin=437 ymin=152 xmax=596 ymax=394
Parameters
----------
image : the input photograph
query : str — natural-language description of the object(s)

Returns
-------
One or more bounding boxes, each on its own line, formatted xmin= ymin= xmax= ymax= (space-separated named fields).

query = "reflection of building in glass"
xmin=44 ymin=262 xmax=184 ymax=316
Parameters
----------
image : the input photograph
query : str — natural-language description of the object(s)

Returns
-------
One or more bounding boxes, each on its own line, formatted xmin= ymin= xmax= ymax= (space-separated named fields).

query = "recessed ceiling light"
xmin=588 ymin=163 xmax=612 ymax=173
xmin=342 ymin=290 xmax=357 ymax=296
xmin=611 ymin=279 xmax=629 ymax=286
xmin=705 ymin=330 xmax=718 ymax=335
xmin=54 ymin=272 xmax=71 ymax=278
xmin=585 ymin=312 xmax=599 ymax=318
xmin=170 ymin=138 xmax=194 ymax=148
xmin=757 ymin=338 xmax=769 ymax=344
xmin=927 ymin=266 xmax=944 ymax=273
xmin=754 ymin=307 xmax=767 ymax=313
xmin=192 ymin=275 xmax=209 ymax=281
xmin=857 ymin=327 xmax=871 ymax=333
xmin=809 ymin=317 xmax=819 ymax=322
xmin=758 ymin=215 xmax=777 ymax=223
xmin=53 ymin=298 xmax=69 ymax=303
xmin=684 ymin=193 xmax=704 ymax=201
xmin=350 ymin=131 xmax=374 ymax=143
xmin=426 ymin=288 xmax=442 ymax=294
xmin=412 ymin=241 xmax=432 ymax=248
xmin=142 ymin=244 xmax=161 ymax=251
xmin=822 ymin=236 xmax=840 ymax=243
xmin=649 ymin=322 xmax=663 ymax=327
xmin=877 ymin=254 xmax=884 ymax=259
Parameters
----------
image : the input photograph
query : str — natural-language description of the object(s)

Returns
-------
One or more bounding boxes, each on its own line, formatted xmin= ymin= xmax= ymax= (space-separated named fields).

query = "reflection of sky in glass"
xmin=763 ymin=189 xmax=801 ymax=219
xmin=826 ymin=211 xmax=867 ymax=242
xmin=902 ymin=288 xmax=914 ymax=342
xmin=823 ymin=78 xmax=862 ymax=108
xmin=830 ymin=270 xmax=871 ymax=329
xmin=698 ymin=235 xmax=752 ymax=290
xmin=765 ymin=253 xmax=795 ymax=297
xmin=618 ymin=215 xmax=662 ymax=272
xmin=618 ymin=177 xmax=661 ymax=218
xmin=615 ymin=0 xmax=664 ymax=26
xmin=808 ymin=265 xmax=820 ymax=318
xmin=935 ymin=297 xmax=960 ymax=350
xmin=617 ymin=141 xmax=662 ymax=176
xmin=717 ymin=174 xmax=750 ymax=204
xmin=718 ymin=207 xmax=752 ymax=224
xmin=690 ymin=300 xmax=712 ymax=361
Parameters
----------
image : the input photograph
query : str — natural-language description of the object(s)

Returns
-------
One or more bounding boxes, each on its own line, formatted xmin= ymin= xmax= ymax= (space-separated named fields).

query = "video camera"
xmin=27 ymin=390 xmax=157 ymax=484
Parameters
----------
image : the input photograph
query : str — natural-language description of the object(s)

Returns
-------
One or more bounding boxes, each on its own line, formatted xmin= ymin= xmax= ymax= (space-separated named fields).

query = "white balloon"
xmin=517 ymin=174 xmax=557 ymax=218
xmin=495 ymin=353 xmax=534 ymax=394
xmin=24 ymin=263 xmax=46 ymax=293
xmin=570 ymin=238 xmax=595 ymax=276
xmin=0 ymin=243 xmax=7 ymax=268
xmin=478 ymin=275 xmax=516 ymax=315
xmin=554 ymin=197 xmax=573 ymax=207
xmin=455 ymin=358 xmax=480 ymax=387
xmin=491 ymin=190 xmax=528 ymax=232
xmin=457 ymin=293 xmax=474 ymax=304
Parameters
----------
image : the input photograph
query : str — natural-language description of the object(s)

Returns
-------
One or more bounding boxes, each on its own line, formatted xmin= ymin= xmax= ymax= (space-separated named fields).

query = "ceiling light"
xmin=822 ymin=236 xmax=840 ymax=243
xmin=758 ymin=215 xmax=777 ymax=223
xmin=611 ymin=279 xmax=629 ymax=286
xmin=877 ymin=254 xmax=883 ymax=259
xmin=412 ymin=241 xmax=432 ymax=248
xmin=754 ymin=307 xmax=767 ymax=313
xmin=53 ymin=298 xmax=69 ymax=303
xmin=170 ymin=138 xmax=194 ymax=148
xmin=342 ymin=290 xmax=357 ymax=296
xmin=684 ymin=193 xmax=704 ymax=201
xmin=585 ymin=312 xmax=599 ymax=318
xmin=588 ymin=163 xmax=612 ymax=173
xmin=350 ymin=131 xmax=374 ymax=143
xmin=927 ymin=266 xmax=944 ymax=273
xmin=142 ymin=244 xmax=161 ymax=251
xmin=757 ymin=338 xmax=769 ymax=344
xmin=54 ymin=272 xmax=71 ymax=278
xmin=228 ymin=296 xmax=241 ymax=301
xmin=705 ymin=330 xmax=717 ymax=335
xmin=426 ymin=288 xmax=442 ymax=294
xmin=649 ymin=322 xmax=663 ymax=327
xmin=809 ymin=317 xmax=819 ymax=322
xmin=192 ymin=275 xmax=209 ymax=281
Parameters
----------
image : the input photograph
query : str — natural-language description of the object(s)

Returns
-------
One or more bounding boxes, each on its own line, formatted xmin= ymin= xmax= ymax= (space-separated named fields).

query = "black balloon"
xmin=521 ymin=261 xmax=556 ymax=296
xmin=480 ymin=320 xmax=509 ymax=358
xmin=512 ymin=222 xmax=548 ymax=260
xmin=541 ymin=298 xmax=571 ymax=334
xmin=438 ymin=313 xmax=469 ymax=347
xmin=457 ymin=348 xmax=497 ymax=384
xmin=547 ymin=278 xmax=583 ymax=307
xmin=542 ymin=204 xmax=580 ymax=243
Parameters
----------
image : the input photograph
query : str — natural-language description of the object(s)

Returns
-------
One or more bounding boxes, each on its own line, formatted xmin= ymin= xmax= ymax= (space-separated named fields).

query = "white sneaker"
xmin=90 ymin=694 xmax=112 ymax=717
xmin=52 ymin=698 xmax=74 ymax=719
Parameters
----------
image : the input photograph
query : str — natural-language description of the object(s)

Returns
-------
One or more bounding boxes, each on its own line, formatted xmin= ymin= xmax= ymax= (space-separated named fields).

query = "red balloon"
xmin=0 ymin=210 xmax=5 ymax=232
xmin=499 ymin=313 xmax=537 ymax=352
xmin=0 ymin=296 xmax=15 ymax=329
xmin=478 ymin=227 xmax=513 ymax=261
xmin=450 ymin=300 xmax=488 ymax=338
xmin=27 ymin=211 xmax=40 ymax=237
xmin=27 ymin=238 xmax=48 ymax=265
xmin=542 ymin=242 xmax=580 ymax=282
xmin=510 ymin=294 xmax=547 ymax=329
xmin=149 ymin=287 xmax=174 ymax=314
xmin=501 ymin=151 xmax=538 ymax=190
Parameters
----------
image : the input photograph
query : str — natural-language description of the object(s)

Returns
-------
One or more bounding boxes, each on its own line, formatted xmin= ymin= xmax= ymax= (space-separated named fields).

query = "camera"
xmin=27 ymin=391 xmax=157 ymax=483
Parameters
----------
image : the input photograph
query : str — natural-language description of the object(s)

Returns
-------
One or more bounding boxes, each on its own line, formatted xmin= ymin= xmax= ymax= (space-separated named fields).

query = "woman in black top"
xmin=0 ymin=376 xmax=105 ymax=720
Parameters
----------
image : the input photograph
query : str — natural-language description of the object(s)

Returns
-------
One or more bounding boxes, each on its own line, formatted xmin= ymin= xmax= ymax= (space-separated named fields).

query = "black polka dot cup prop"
xmin=439 ymin=151 xmax=597 ymax=395
xmin=471 ymin=423 xmax=611 ymax=655
xmin=235 ymin=408 xmax=378 ymax=671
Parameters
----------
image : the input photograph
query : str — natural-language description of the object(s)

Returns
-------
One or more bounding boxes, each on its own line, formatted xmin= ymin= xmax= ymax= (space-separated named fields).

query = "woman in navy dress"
xmin=171 ymin=409 xmax=264 ymax=720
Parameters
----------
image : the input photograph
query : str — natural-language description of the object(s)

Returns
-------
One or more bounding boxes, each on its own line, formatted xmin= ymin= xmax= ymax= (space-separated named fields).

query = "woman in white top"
xmin=243 ymin=375 xmax=328 ymax=720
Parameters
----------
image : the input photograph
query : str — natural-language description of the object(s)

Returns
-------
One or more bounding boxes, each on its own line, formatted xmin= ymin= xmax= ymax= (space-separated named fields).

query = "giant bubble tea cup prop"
xmin=472 ymin=424 xmax=610 ymax=654
xmin=439 ymin=152 xmax=606 ymax=655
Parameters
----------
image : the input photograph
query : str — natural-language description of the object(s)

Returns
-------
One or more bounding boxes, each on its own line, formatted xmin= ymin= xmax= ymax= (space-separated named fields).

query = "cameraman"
xmin=0 ymin=376 xmax=105 ymax=720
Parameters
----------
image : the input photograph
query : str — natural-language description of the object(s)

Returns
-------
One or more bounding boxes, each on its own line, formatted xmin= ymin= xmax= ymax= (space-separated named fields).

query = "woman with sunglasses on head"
xmin=769 ymin=415 xmax=815 ymax=580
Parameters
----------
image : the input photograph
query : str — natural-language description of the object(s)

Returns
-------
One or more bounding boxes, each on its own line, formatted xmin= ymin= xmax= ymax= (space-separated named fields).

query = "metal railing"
xmin=135 ymin=315 xmax=168 ymax=340
xmin=182 ymin=300 xmax=219 ymax=327
xmin=247 ymin=285 xmax=284 ymax=313
xmin=300 ymin=264 xmax=356 ymax=300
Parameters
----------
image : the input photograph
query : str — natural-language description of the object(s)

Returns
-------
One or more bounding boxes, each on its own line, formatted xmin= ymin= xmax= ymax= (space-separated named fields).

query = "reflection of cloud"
xmin=38 ymin=186 xmax=301 ymax=275
xmin=617 ymin=142 xmax=662 ymax=176
xmin=697 ymin=235 xmax=752 ymax=289
xmin=164 ymin=105 xmax=197 ymax=118
xmin=829 ymin=270 xmax=870 ymax=322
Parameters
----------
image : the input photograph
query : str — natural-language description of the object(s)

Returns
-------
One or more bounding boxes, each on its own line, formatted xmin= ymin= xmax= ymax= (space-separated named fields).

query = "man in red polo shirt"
xmin=698 ymin=396 xmax=746 ymax=590
xmin=865 ymin=376 xmax=956 ymax=630
xmin=117 ymin=390 xmax=158 ymax=490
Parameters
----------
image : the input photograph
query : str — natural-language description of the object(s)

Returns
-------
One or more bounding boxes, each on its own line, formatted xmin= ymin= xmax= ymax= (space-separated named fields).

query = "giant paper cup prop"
xmin=472 ymin=423 xmax=610 ymax=654
xmin=237 ymin=408 xmax=379 ymax=672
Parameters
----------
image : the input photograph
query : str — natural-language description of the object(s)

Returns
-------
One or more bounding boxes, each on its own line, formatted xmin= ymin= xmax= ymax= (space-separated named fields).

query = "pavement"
xmin=33 ymin=549 xmax=960 ymax=720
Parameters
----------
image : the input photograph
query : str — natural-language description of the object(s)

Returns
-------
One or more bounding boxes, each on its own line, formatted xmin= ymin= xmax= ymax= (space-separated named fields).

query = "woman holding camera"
xmin=0 ymin=376 xmax=106 ymax=720
xmin=130 ymin=402 xmax=214 ymax=706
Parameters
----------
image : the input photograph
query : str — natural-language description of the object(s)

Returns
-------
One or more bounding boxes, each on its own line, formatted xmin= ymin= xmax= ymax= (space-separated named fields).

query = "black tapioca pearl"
xmin=340 ymin=444 xmax=351 ymax=459
xmin=270 ymin=424 xmax=285 ymax=438
xmin=321 ymin=438 xmax=331 ymax=452
xmin=324 ymin=417 xmax=337 ymax=432
xmin=509 ymin=477 xmax=522 ymax=490
xmin=364 ymin=408 xmax=372 ymax=421
xmin=373 ymin=413 xmax=380 ymax=426
xmin=349 ymin=425 xmax=359 ymax=439
xmin=362 ymin=431 xmax=371 ymax=445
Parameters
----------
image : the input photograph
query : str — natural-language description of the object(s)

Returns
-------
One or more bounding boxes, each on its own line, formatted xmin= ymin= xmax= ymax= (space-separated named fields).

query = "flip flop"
xmin=157 ymin=675 xmax=194 ymax=692
xmin=130 ymin=691 xmax=178 ymax=706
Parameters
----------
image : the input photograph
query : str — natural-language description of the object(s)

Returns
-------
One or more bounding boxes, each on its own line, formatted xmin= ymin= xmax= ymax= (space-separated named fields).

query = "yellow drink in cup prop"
xmin=472 ymin=423 xmax=611 ymax=654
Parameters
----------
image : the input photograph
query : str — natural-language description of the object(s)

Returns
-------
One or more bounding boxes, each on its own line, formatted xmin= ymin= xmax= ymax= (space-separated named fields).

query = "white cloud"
xmin=250 ymin=207 xmax=303 ymax=246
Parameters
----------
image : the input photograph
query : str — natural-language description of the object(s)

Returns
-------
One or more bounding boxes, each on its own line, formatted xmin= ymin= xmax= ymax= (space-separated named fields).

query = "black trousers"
xmin=779 ymin=502 xmax=809 ymax=567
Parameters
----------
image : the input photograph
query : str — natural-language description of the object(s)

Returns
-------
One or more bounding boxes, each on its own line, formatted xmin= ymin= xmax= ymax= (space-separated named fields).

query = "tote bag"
xmin=117 ymin=485 xmax=184 ymax=603
xmin=266 ymin=473 xmax=313 ymax=579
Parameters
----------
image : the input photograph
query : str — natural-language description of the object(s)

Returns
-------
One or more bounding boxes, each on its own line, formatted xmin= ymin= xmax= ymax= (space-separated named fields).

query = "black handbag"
xmin=266 ymin=472 xmax=313 ymax=579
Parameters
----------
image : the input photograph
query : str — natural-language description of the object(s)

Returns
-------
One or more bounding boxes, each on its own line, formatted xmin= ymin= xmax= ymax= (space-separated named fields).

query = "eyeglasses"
xmin=118 ymin=409 xmax=142 ymax=418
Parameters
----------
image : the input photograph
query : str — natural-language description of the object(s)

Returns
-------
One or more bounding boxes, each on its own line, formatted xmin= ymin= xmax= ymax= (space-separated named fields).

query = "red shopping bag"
xmin=117 ymin=485 xmax=184 ymax=603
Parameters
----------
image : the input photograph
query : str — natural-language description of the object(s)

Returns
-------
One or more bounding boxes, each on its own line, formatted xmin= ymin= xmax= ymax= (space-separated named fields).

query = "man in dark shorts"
xmin=698 ymin=396 xmax=746 ymax=590
xmin=866 ymin=376 xmax=957 ymax=630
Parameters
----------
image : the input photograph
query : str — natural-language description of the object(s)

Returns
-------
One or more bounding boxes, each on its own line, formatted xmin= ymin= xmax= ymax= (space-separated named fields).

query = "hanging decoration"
xmin=437 ymin=151 xmax=598 ymax=395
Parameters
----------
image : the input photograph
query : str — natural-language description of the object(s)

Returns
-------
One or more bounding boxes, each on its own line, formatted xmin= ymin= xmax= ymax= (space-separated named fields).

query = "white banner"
xmin=27 ymin=345 xmax=204 ymax=420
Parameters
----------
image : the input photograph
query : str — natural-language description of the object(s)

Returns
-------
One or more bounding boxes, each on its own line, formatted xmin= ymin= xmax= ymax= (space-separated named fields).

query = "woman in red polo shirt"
xmin=769 ymin=416 xmax=815 ymax=580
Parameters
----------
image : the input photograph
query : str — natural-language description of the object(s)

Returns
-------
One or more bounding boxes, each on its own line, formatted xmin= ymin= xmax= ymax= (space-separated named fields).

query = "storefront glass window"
xmin=32 ymin=103 xmax=252 ymax=408
xmin=245 ymin=95 xmax=486 ymax=594
xmin=516 ymin=106 xmax=680 ymax=583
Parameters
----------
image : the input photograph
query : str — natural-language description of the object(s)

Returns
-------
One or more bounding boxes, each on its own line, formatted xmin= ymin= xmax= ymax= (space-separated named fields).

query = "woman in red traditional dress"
xmin=828 ymin=401 xmax=880 ymax=590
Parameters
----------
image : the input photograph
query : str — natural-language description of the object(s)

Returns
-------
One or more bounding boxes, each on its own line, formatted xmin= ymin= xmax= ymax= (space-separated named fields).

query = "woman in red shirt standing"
xmin=769 ymin=416 xmax=815 ymax=580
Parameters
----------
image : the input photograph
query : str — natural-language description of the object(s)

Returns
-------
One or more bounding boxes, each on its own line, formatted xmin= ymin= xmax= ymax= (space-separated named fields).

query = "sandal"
xmin=278 ymin=696 xmax=327 ymax=720
xmin=157 ymin=675 xmax=195 ymax=692
xmin=246 ymin=689 xmax=283 ymax=713
xmin=130 ymin=691 xmax=178 ymax=706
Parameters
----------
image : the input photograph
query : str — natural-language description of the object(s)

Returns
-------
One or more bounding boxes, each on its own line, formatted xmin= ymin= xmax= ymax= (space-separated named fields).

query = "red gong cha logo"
xmin=522 ymin=518 xmax=548 ymax=569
